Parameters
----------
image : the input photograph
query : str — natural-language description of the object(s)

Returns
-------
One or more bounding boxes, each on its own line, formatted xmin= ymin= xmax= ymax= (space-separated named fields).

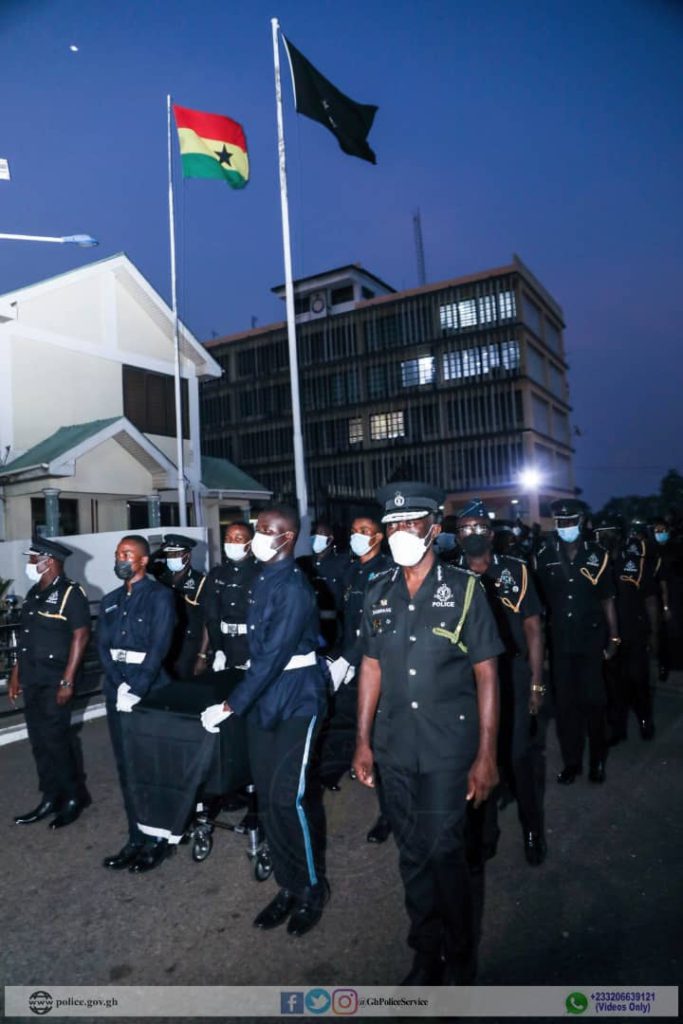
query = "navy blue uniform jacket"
xmin=97 ymin=575 xmax=175 ymax=700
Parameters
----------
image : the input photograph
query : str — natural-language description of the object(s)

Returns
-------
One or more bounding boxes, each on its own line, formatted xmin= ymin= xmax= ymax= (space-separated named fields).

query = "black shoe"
xmin=366 ymin=816 xmax=392 ymax=844
xmin=588 ymin=761 xmax=606 ymax=783
xmin=129 ymin=841 xmax=175 ymax=873
xmin=400 ymin=954 xmax=444 ymax=986
xmin=49 ymin=795 xmax=91 ymax=830
xmin=639 ymin=718 xmax=655 ymax=740
xmin=253 ymin=888 xmax=296 ymax=930
xmin=286 ymin=880 xmax=330 ymax=937
xmin=557 ymin=766 xmax=582 ymax=785
xmin=103 ymin=841 xmax=143 ymax=870
xmin=523 ymin=830 xmax=547 ymax=866
xmin=14 ymin=798 xmax=58 ymax=825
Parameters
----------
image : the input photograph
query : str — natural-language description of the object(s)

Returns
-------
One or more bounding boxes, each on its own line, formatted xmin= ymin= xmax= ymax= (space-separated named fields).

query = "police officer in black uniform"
xmin=97 ymin=534 xmax=176 ymax=872
xmin=200 ymin=505 xmax=329 ymax=937
xmin=353 ymin=482 xmax=503 ymax=985
xmin=10 ymin=538 xmax=91 ymax=829
xmin=456 ymin=500 xmax=547 ymax=865
xmin=157 ymin=534 xmax=208 ymax=678
xmin=321 ymin=513 xmax=393 ymax=840
xmin=298 ymin=520 xmax=349 ymax=653
xmin=535 ymin=499 xmax=619 ymax=785
xmin=204 ymin=521 xmax=258 ymax=672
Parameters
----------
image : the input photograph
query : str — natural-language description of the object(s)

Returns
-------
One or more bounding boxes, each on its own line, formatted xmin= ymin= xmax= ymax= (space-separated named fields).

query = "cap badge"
xmin=435 ymin=583 xmax=453 ymax=603
xmin=393 ymin=491 xmax=405 ymax=507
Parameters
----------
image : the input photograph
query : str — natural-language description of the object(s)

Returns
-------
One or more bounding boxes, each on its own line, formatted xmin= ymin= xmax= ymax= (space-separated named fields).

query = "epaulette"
xmin=504 ymin=555 xmax=527 ymax=565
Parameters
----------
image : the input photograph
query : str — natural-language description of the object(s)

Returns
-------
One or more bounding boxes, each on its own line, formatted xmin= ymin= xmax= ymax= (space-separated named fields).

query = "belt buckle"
xmin=114 ymin=650 xmax=127 ymax=663
xmin=227 ymin=624 xmax=238 ymax=636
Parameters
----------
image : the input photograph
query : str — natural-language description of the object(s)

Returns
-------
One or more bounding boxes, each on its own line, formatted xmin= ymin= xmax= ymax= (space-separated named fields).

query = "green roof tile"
xmin=201 ymin=455 xmax=269 ymax=494
xmin=0 ymin=419 xmax=121 ymax=474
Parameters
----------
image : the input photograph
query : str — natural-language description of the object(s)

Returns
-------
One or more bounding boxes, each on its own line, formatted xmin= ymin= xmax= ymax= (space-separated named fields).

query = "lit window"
xmin=348 ymin=418 xmax=363 ymax=445
xmin=458 ymin=299 xmax=477 ymax=327
xmin=370 ymin=411 xmax=405 ymax=440
xmin=498 ymin=291 xmax=516 ymax=319
xmin=501 ymin=340 xmax=520 ymax=370
xmin=439 ymin=302 xmax=458 ymax=333
xmin=477 ymin=295 xmax=496 ymax=324
xmin=401 ymin=356 xmax=435 ymax=387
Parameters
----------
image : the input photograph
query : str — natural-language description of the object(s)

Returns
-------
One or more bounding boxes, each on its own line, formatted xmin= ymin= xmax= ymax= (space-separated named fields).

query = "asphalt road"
xmin=1 ymin=682 xmax=681 ymax=1023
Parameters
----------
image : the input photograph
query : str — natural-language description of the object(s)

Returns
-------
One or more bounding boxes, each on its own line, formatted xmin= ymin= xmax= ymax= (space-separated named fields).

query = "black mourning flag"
xmin=283 ymin=35 xmax=378 ymax=164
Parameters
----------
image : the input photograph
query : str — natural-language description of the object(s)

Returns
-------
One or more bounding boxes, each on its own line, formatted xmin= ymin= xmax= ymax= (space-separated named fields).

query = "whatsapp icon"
xmin=566 ymin=992 xmax=588 ymax=1015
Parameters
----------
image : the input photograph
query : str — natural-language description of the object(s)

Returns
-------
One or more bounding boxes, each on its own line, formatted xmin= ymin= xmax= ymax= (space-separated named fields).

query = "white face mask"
xmin=25 ymin=560 xmax=47 ymax=583
xmin=252 ymin=531 xmax=286 ymax=563
xmin=388 ymin=526 xmax=434 ymax=567
xmin=557 ymin=525 xmax=581 ymax=543
xmin=166 ymin=556 xmax=186 ymax=573
xmin=350 ymin=533 xmax=374 ymax=558
xmin=311 ymin=534 xmax=330 ymax=555
xmin=224 ymin=541 xmax=250 ymax=562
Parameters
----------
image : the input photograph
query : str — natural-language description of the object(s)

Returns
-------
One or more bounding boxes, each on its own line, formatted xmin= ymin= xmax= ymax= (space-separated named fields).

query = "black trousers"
xmin=605 ymin=642 xmax=652 ymax=736
xmin=247 ymin=715 xmax=326 ymax=897
xmin=106 ymin=697 xmax=145 ymax=844
xmin=553 ymin=653 xmax=606 ymax=769
xmin=379 ymin=762 xmax=474 ymax=966
xmin=23 ymin=680 xmax=86 ymax=805
xmin=499 ymin=659 xmax=546 ymax=833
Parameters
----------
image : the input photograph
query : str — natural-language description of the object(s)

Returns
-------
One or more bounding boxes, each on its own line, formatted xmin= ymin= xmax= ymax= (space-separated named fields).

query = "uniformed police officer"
xmin=456 ymin=500 xmax=547 ymax=865
xmin=204 ymin=521 xmax=259 ymax=672
xmin=97 ymin=535 xmax=176 ymax=872
xmin=157 ymin=534 xmax=208 ymax=678
xmin=353 ymin=482 xmax=503 ymax=985
xmin=200 ymin=506 xmax=329 ymax=937
xmin=10 ymin=538 xmax=91 ymax=829
xmin=322 ymin=513 xmax=393 ymax=841
xmin=297 ymin=520 xmax=349 ymax=653
xmin=535 ymin=499 xmax=619 ymax=785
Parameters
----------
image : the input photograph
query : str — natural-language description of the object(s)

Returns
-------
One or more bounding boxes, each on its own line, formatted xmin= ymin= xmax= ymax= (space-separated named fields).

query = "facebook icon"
xmin=281 ymin=992 xmax=304 ymax=1015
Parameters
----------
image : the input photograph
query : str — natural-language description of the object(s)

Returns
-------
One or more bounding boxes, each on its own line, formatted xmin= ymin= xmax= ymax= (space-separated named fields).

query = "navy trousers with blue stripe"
xmin=247 ymin=715 xmax=326 ymax=897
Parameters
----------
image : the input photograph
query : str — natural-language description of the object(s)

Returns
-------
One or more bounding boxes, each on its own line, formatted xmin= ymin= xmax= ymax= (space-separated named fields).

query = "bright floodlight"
xmin=519 ymin=467 xmax=542 ymax=490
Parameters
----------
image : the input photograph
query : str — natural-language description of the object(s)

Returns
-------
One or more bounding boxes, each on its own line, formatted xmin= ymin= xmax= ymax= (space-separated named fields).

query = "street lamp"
xmin=519 ymin=467 xmax=542 ymax=491
xmin=0 ymin=232 xmax=98 ymax=247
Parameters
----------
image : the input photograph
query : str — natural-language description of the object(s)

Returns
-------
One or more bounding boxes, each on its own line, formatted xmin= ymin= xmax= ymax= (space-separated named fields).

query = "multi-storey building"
xmin=201 ymin=256 xmax=575 ymax=525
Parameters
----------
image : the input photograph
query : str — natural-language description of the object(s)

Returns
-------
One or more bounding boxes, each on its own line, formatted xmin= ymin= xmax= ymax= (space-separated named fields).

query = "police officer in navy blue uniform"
xmin=97 ymin=534 xmax=175 ymax=872
xmin=535 ymin=499 xmax=619 ymax=785
xmin=321 ymin=513 xmax=393 ymax=840
xmin=200 ymin=505 xmax=329 ymax=937
xmin=10 ymin=538 xmax=91 ymax=829
xmin=204 ymin=521 xmax=259 ymax=672
xmin=456 ymin=500 xmax=547 ymax=866
xmin=156 ymin=534 xmax=209 ymax=679
xmin=297 ymin=520 xmax=350 ymax=653
xmin=353 ymin=482 xmax=503 ymax=985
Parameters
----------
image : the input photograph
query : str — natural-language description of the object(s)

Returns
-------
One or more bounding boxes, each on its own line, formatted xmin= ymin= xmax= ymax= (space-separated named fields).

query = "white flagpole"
xmin=271 ymin=18 xmax=309 ymax=528
xmin=167 ymin=94 xmax=188 ymax=528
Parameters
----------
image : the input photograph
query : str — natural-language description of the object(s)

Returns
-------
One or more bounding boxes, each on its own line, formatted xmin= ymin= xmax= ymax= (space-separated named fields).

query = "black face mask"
xmin=461 ymin=534 xmax=491 ymax=558
xmin=114 ymin=560 xmax=135 ymax=581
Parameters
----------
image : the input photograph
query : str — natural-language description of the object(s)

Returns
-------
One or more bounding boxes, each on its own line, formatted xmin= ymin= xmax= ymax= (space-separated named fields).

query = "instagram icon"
xmin=332 ymin=989 xmax=358 ymax=1015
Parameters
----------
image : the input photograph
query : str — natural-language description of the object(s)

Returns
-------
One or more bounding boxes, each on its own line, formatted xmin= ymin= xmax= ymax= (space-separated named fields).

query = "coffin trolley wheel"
xmin=191 ymin=830 xmax=213 ymax=862
xmin=253 ymin=845 xmax=273 ymax=882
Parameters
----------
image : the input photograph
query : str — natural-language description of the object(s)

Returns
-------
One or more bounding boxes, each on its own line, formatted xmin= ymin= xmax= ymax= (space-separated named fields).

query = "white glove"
xmin=212 ymin=650 xmax=227 ymax=672
xmin=116 ymin=682 xmax=141 ymax=713
xmin=201 ymin=703 xmax=233 ymax=733
xmin=329 ymin=657 xmax=355 ymax=692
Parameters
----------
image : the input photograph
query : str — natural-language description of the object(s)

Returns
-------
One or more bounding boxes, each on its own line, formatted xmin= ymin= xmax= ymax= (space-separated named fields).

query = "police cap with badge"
xmin=550 ymin=498 xmax=588 ymax=522
xmin=24 ymin=537 xmax=73 ymax=563
xmin=456 ymin=497 xmax=491 ymax=522
xmin=376 ymin=481 xmax=445 ymax=523
xmin=160 ymin=534 xmax=198 ymax=553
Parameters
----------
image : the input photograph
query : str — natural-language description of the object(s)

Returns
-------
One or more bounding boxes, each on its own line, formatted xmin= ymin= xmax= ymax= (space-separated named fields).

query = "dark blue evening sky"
xmin=1 ymin=0 xmax=681 ymax=508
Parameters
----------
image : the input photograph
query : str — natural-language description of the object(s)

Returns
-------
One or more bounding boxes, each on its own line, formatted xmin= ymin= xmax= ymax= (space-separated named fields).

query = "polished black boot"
xmin=102 ymin=841 xmax=144 ymax=870
xmin=49 ymin=794 xmax=91 ymax=829
xmin=400 ymin=953 xmax=445 ymax=986
xmin=366 ymin=815 xmax=392 ymax=844
xmin=14 ymin=798 xmax=58 ymax=825
xmin=588 ymin=761 xmax=606 ymax=783
xmin=129 ymin=840 xmax=175 ymax=872
xmin=253 ymin=888 xmax=296 ymax=930
xmin=556 ymin=766 xmax=582 ymax=785
xmin=287 ymin=880 xmax=330 ymax=937
xmin=523 ymin=830 xmax=547 ymax=866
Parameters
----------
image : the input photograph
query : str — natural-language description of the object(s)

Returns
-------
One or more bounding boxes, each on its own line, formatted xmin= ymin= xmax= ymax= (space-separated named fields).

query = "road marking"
xmin=0 ymin=701 xmax=107 ymax=746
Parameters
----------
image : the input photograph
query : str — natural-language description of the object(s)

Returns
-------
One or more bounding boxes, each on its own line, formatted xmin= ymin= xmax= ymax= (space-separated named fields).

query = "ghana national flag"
xmin=173 ymin=104 xmax=249 ymax=189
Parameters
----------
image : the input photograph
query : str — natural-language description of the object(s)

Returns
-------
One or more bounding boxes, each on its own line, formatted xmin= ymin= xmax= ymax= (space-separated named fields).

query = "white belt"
xmin=284 ymin=652 xmax=316 ymax=670
xmin=110 ymin=648 xmax=146 ymax=665
xmin=320 ymin=610 xmax=337 ymax=621
xmin=220 ymin=622 xmax=248 ymax=635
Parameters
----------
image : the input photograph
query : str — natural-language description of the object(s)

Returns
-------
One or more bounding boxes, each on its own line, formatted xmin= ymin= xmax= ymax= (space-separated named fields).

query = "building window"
xmin=361 ymin=286 xmax=374 ymax=300
xmin=331 ymin=285 xmax=354 ymax=305
xmin=31 ymin=497 xmax=79 ymax=537
xmin=348 ymin=418 xmax=363 ymax=445
xmin=545 ymin=318 xmax=561 ymax=354
xmin=367 ymin=364 xmax=388 ymax=399
xmin=552 ymin=408 xmax=570 ymax=444
xmin=525 ymin=344 xmax=546 ymax=385
xmin=499 ymin=290 xmax=516 ymax=319
xmin=522 ymin=293 xmax=542 ymax=335
xmin=294 ymin=296 xmax=310 ymax=316
xmin=370 ymin=411 xmax=405 ymax=440
xmin=548 ymin=362 xmax=565 ymax=399
xmin=477 ymin=295 xmax=497 ymax=324
xmin=401 ymin=355 xmax=435 ymax=388
xmin=123 ymin=365 xmax=189 ymax=438
xmin=532 ymin=394 xmax=549 ymax=434
xmin=501 ymin=339 xmax=520 ymax=370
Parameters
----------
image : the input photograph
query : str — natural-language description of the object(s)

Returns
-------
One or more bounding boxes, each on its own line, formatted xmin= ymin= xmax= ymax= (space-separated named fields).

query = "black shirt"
xmin=361 ymin=559 xmax=504 ymax=772
xmin=340 ymin=551 xmax=392 ymax=666
xmin=204 ymin=556 xmax=259 ymax=660
xmin=613 ymin=543 xmax=658 ymax=642
xmin=158 ymin=565 xmax=207 ymax=673
xmin=458 ymin=553 xmax=542 ymax=658
xmin=535 ymin=538 xmax=615 ymax=655
xmin=18 ymin=576 xmax=90 ymax=684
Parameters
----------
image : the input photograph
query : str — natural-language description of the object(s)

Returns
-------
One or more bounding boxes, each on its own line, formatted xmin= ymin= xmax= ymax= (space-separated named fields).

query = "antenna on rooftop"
xmin=413 ymin=209 xmax=427 ymax=287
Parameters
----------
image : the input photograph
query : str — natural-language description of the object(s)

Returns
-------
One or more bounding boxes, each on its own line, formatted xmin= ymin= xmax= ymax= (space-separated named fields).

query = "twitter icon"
xmin=305 ymin=989 xmax=331 ymax=1014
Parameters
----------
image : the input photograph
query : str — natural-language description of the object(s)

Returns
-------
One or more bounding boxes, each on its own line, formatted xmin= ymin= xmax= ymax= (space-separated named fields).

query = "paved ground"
xmin=1 ymin=680 xmax=682 ymax=1023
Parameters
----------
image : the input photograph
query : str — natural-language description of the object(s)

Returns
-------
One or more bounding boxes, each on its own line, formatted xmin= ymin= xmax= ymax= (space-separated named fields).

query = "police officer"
xmin=298 ymin=520 xmax=349 ymax=652
xmin=353 ymin=482 xmax=503 ymax=985
xmin=157 ymin=534 xmax=208 ymax=678
xmin=322 ymin=513 xmax=393 ymax=840
xmin=535 ymin=499 xmax=619 ymax=785
xmin=10 ymin=538 xmax=91 ymax=829
xmin=97 ymin=534 xmax=175 ymax=872
xmin=456 ymin=500 xmax=547 ymax=866
xmin=200 ymin=506 xmax=329 ymax=937
xmin=204 ymin=521 xmax=258 ymax=672
xmin=651 ymin=515 xmax=683 ymax=680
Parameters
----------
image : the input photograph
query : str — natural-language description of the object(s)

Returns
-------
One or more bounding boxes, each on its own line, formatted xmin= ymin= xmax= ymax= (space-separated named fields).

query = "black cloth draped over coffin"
xmin=119 ymin=670 xmax=249 ymax=843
